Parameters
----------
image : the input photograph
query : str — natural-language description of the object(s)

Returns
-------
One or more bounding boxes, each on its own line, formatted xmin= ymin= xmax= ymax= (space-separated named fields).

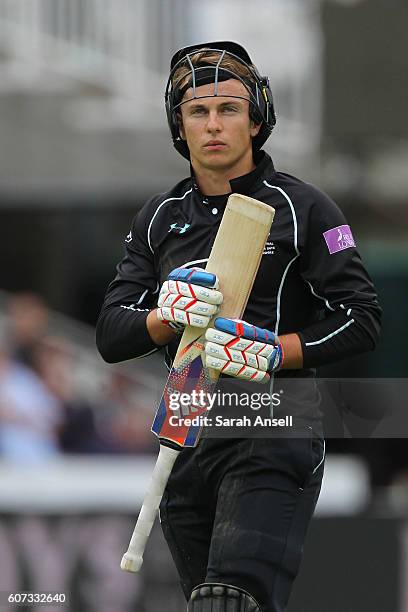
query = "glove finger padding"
xmin=206 ymin=353 xmax=270 ymax=383
xmin=205 ymin=328 xmax=275 ymax=358
xmin=158 ymin=290 xmax=220 ymax=316
xmin=161 ymin=279 xmax=223 ymax=306
xmin=205 ymin=339 xmax=270 ymax=370
xmin=157 ymin=306 xmax=211 ymax=328
xmin=204 ymin=317 xmax=284 ymax=382
xmin=157 ymin=267 xmax=223 ymax=329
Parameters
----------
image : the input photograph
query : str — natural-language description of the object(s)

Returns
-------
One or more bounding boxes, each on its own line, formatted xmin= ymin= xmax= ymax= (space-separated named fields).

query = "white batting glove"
xmin=205 ymin=318 xmax=284 ymax=383
xmin=157 ymin=267 xmax=223 ymax=331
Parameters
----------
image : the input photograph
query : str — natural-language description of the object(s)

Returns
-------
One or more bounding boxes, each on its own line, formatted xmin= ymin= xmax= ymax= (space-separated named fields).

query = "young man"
xmin=96 ymin=42 xmax=381 ymax=612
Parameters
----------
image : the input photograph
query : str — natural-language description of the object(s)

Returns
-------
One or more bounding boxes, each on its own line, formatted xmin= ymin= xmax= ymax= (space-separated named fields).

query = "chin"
xmin=203 ymin=160 xmax=232 ymax=172
xmin=200 ymin=153 xmax=232 ymax=167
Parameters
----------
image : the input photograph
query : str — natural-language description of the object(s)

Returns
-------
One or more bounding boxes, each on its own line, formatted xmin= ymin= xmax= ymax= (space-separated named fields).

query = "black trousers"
xmin=159 ymin=431 xmax=325 ymax=612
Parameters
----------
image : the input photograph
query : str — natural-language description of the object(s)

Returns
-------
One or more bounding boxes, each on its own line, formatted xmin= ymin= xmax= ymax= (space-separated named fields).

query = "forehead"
xmin=181 ymin=78 xmax=250 ymax=105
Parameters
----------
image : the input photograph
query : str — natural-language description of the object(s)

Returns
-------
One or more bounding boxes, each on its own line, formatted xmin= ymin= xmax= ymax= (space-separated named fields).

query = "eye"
xmin=190 ymin=107 xmax=206 ymax=116
xmin=222 ymin=105 xmax=239 ymax=113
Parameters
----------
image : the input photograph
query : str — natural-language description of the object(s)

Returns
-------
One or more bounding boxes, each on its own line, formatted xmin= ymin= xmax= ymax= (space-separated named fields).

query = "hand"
xmin=156 ymin=267 xmax=223 ymax=332
xmin=204 ymin=317 xmax=284 ymax=382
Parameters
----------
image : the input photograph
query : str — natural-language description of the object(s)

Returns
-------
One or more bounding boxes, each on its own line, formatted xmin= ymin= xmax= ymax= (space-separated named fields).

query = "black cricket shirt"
xmin=96 ymin=152 xmax=381 ymax=378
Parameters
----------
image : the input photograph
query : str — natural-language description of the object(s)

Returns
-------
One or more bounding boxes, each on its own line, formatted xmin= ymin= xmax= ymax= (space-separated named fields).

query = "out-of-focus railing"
xmin=0 ymin=0 xmax=321 ymax=156
xmin=0 ymin=0 xmax=323 ymax=169
xmin=0 ymin=454 xmax=370 ymax=514
xmin=0 ymin=0 xmax=189 ymax=111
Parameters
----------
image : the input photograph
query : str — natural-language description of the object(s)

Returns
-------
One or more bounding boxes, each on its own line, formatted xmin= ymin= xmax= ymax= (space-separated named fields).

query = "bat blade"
xmin=152 ymin=193 xmax=275 ymax=448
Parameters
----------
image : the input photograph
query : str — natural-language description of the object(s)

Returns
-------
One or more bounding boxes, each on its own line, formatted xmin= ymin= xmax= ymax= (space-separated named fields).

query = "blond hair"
xmin=172 ymin=49 xmax=256 ymax=91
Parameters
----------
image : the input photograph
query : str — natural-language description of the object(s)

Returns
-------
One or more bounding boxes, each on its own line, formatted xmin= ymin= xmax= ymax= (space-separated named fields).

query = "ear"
xmin=250 ymin=121 xmax=261 ymax=138
xmin=177 ymin=113 xmax=186 ymax=140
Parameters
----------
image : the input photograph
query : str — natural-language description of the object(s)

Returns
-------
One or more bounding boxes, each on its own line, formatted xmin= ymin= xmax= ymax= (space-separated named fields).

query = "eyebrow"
xmin=187 ymin=99 xmax=245 ymax=111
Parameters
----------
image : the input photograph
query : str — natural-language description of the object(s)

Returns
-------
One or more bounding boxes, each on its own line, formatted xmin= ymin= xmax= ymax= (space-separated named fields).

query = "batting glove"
xmin=205 ymin=317 xmax=284 ymax=382
xmin=157 ymin=267 xmax=223 ymax=332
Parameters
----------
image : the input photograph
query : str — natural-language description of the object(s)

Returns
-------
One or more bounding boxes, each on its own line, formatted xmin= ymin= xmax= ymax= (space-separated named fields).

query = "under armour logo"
xmin=168 ymin=223 xmax=191 ymax=234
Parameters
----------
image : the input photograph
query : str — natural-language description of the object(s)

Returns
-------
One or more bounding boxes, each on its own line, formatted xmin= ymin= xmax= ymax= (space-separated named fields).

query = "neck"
xmin=191 ymin=152 xmax=256 ymax=196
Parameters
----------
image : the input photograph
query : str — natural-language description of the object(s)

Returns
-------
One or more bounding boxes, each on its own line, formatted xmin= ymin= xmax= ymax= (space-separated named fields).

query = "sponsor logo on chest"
xmin=263 ymin=240 xmax=276 ymax=256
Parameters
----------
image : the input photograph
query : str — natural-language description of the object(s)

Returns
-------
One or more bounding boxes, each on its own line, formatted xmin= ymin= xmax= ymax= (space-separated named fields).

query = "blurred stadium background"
xmin=0 ymin=0 xmax=407 ymax=610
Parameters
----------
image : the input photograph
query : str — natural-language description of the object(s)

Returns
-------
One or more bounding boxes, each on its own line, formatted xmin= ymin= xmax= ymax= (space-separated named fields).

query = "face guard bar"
xmin=165 ymin=41 xmax=276 ymax=160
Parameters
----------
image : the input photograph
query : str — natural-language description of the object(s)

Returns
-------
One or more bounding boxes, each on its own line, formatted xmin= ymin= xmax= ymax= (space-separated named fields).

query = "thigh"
xmin=206 ymin=435 xmax=325 ymax=612
xmin=159 ymin=447 xmax=215 ymax=600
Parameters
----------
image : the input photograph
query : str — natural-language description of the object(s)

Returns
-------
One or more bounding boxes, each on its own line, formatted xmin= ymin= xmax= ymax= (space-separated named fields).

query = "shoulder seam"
xmin=263 ymin=181 xmax=299 ymax=254
xmin=263 ymin=180 xmax=300 ymax=334
xmin=147 ymin=187 xmax=193 ymax=254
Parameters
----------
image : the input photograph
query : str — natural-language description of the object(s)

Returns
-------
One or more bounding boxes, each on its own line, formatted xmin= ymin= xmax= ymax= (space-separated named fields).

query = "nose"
xmin=206 ymin=109 xmax=222 ymax=133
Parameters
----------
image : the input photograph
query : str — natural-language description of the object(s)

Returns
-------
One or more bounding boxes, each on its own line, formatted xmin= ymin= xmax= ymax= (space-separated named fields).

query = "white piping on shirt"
xmin=306 ymin=281 xmax=335 ymax=312
xmin=312 ymin=439 xmax=326 ymax=474
xmin=263 ymin=181 xmax=355 ymax=353
xmin=137 ymin=289 xmax=149 ymax=305
xmin=180 ymin=258 xmax=209 ymax=268
xmin=340 ymin=303 xmax=352 ymax=316
xmin=119 ymin=305 xmax=159 ymax=357
xmin=135 ymin=347 xmax=159 ymax=359
xmin=305 ymin=319 xmax=355 ymax=346
xmin=120 ymin=305 xmax=149 ymax=312
xmin=147 ymin=188 xmax=193 ymax=254
xmin=121 ymin=279 xmax=158 ymax=313
xmin=263 ymin=181 xmax=300 ymax=334
xmin=274 ymin=255 xmax=299 ymax=335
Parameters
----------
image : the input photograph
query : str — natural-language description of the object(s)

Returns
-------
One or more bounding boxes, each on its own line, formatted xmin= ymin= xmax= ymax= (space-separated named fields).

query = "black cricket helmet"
xmin=165 ymin=41 xmax=276 ymax=160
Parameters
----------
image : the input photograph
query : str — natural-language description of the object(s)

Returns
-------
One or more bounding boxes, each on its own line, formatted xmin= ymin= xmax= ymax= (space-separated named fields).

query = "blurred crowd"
xmin=1 ymin=292 xmax=407 ymax=502
xmin=0 ymin=292 xmax=156 ymax=462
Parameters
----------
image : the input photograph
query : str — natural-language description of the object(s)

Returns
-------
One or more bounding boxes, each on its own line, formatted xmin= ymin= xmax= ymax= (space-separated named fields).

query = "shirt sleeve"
xmin=297 ymin=189 xmax=382 ymax=368
xmin=96 ymin=200 xmax=162 ymax=363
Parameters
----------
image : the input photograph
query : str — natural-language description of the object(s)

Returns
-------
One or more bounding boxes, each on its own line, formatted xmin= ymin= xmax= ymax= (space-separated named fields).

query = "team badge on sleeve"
xmin=323 ymin=225 xmax=356 ymax=254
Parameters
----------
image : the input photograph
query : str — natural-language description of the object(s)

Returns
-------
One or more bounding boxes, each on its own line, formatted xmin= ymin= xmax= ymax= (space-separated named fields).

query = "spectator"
xmin=0 ymin=340 xmax=62 ymax=463
xmin=6 ymin=292 xmax=49 ymax=368
xmin=31 ymin=335 xmax=104 ymax=454
xmin=99 ymin=371 xmax=156 ymax=453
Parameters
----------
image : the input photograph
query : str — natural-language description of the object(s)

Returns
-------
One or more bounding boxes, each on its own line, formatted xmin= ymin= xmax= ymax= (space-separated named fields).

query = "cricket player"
xmin=96 ymin=42 xmax=381 ymax=612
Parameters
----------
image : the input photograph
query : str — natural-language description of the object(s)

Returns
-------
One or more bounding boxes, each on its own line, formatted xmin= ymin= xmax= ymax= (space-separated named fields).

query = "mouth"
xmin=203 ymin=140 xmax=227 ymax=150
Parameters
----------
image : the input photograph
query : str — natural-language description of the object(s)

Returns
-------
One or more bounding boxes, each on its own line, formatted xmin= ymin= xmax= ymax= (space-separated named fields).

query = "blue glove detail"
xmin=168 ymin=267 xmax=217 ymax=288
xmin=214 ymin=317 xmax=277 ymax=345
xmin=267 ymin=343 xmax=284 ymax=372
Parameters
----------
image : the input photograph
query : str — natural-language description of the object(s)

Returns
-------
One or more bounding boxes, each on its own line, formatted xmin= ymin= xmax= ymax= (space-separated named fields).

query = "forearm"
xmin=146 ymin=309 xmax=177 ymax=345
xmin=278 ymin=333 xmax=303 ymax=370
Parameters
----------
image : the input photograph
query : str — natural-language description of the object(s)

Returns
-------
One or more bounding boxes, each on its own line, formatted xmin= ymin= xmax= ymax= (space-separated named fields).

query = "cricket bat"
xmin=120 ymin=193 xmax=275 ymax=572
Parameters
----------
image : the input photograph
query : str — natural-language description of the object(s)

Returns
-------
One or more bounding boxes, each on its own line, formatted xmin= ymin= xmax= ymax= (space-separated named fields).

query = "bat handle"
xmin=120 ymin=443 xmax=180 ymax=572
